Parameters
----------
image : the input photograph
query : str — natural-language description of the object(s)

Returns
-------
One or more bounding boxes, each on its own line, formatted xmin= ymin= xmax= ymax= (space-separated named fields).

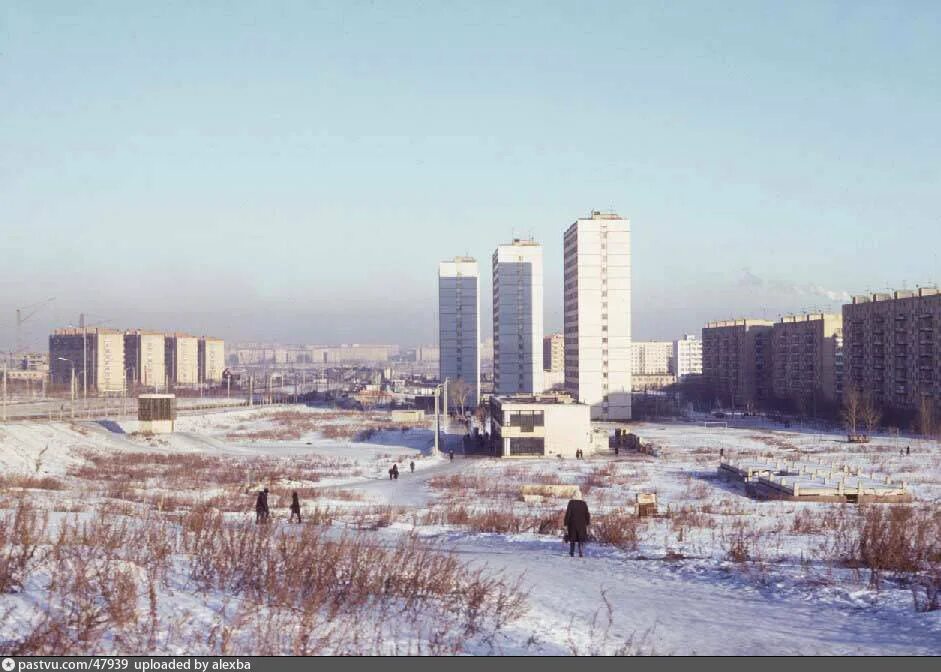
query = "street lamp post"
xmin=57 ymin=357 xmax=75 ymax=420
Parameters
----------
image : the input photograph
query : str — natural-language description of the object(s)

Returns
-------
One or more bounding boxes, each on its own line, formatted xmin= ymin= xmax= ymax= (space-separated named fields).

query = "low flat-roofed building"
xmin=488 ymin=393 xmax=592 ymax=458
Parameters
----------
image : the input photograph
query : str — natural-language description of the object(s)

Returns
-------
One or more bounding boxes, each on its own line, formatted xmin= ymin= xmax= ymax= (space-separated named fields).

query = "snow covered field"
xmin=1 ymin=407 xmax=939 ymax=655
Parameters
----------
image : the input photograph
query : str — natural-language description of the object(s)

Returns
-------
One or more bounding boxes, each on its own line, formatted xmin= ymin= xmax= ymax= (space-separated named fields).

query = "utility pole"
xmin=433 ymin=386 xmax=439 ymax=457
xmin=80 ymin=313 xmax=87 ymax=409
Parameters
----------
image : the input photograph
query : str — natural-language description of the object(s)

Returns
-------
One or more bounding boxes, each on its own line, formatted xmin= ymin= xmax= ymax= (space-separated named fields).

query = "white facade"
xmin=438 ymin=257 xmax=480 ymax=410
xmin=631 ymin=341 xmax=674 ymax=375
xmin=95 ymin=331 xmax=125 ymax=394
xmin=563 ymin=211 xmax=632 ymax=420
xmin=673 ymin=333 xmax=703 ymax=379
xmin=493 ymin=239 xmax=543 ymax=395
xmin=490 ymin=395 xmax=592 ymax=458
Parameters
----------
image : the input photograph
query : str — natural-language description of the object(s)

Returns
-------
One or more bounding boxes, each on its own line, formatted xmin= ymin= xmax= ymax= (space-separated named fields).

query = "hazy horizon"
xmin=3 ymin=2 xmax=939 ymax=351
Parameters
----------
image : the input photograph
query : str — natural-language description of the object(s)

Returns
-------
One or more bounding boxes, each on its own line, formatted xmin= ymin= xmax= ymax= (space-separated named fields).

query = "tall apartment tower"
xmin=438 ymin=257 xmax=480 ymax=411
xmin=493 ymin=239 xmax=544 ymax=395
xmin=563 ymin=211 xmax=632 ymax=420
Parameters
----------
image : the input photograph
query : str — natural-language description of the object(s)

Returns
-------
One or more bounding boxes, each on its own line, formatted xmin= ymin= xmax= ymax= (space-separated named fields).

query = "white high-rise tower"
xmin=438 ymin=257 xmax=480 ymax=411
xmin=493 ymin=239 xmax=544 ymax=395
xmin=563 ymin=211 xmax=631 ymax=420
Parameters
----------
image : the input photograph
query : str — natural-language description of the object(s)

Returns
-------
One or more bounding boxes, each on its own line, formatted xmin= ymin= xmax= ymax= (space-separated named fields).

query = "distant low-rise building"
xmin=632 ymin=373 xmax=676 ymax=392
xmin=488 ymin=394 xmax=593 ymax=458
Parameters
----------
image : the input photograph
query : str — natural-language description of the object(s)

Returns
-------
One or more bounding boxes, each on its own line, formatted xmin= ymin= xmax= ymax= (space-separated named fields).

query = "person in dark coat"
xmin=392 ymin=464 xmax=399 ymax=480
xmin=289 ymin=491 xmax=301 ymax=523
xmin=564 ymin=498 xmax=591 ymax=557
xmin=409 ymin=460 xmax=415 ymax=473
xmin=449 ymin=450 xmax=454 ymax=462
xmin=906 ymin=445 xmax=911 ymax=456
xmin=255 ymin=488 xmax=270 ymax=524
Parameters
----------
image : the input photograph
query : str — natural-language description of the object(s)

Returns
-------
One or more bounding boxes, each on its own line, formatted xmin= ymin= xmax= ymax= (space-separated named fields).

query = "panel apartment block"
xmin=770 ymin=314 xmax=843 ymax=408
xmin=125 ymin=331 xmax=166 ymax=390
xmin=563 ymin=211 xmax=631 ymax=420
xmin=165 ymin=334 xmax=199 ymax=386
xmin=49 ymin=328 xmax=125 ymax=394
xmin=702 ymin=319 xmax=773 ymax=409
xmin=438 ymin=257 xmax=480 ymax=411
xmin=198 ymin=337 xmax=226 ymax=383
xmin=493 ymin=239 xmax=544 ymax=395
xmin=843 ymin=288 xmax=941 ymax=414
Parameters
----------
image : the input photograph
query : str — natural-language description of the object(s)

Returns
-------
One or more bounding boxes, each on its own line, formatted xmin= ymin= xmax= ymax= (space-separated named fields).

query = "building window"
xmin=509 ymin=437 xmax=544 ymax=456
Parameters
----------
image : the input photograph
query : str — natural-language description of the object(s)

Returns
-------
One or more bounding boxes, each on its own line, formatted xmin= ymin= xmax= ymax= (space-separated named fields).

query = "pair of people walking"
xmin=389 ymin=464 xmax=399 ymax=480
xmin=255 ymin=488 xmax=302 ymax=523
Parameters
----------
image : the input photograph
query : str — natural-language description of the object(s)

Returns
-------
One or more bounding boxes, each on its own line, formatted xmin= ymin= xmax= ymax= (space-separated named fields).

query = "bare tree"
xmin=448 ymin=378 xmax=472 ymax=417
xmin=860 ymin=392 xmax=882 ymax=436
xmin=842 ymin=385 xmax=861 ymax=435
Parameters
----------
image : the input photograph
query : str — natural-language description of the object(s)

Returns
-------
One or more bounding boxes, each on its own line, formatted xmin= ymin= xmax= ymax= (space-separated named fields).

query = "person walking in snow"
xmin=389 ymin=466 xmax=394 ymax=480
xmin=449 ymin=450 xmax=454 ymax=462
xmin=564 ymin=497 xmax=591 ymax=558
xmin=409 ymin=460 xmax=415 ymax=473
xmin=289 ymin=491 xmax=301 ymax=523
xmin=255 ymin=488 xmax=270 ymax=524
xmin=392 ymin=464 xmax=399 ymax=480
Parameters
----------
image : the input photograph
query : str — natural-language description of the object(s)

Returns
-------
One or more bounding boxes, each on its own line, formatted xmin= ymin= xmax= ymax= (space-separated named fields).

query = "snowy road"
xmin=445 ymin=535 xmax=941 ymax=655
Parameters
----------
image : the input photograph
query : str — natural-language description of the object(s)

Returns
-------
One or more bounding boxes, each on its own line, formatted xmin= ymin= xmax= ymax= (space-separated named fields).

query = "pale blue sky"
xmin=2 ymin=1 xmax=939 ymax=348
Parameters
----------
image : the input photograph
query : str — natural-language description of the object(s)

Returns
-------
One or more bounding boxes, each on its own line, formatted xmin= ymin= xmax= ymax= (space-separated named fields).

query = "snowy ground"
xmin=1 ymin=407 xmax=939 ymax=655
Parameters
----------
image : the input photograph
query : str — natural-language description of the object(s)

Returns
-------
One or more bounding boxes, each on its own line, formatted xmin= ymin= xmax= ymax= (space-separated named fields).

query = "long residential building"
xmin=843 ymin=288 xmax=941 ymax=415
xmin=563 ymin=211 xmax=632 ymax=420
xmin=493 ymin=239 xmax=543 ymax=395
xmin=770 ymin=314 xmax=843 ymax=408
xmin=438 ymin=257 xmax=480 ymax=411
xmin=673 ymin=334 xmax=703 ymax=379
xmin=49 ymin=328 xmax=125 ymax=394
xmin=702 ymin=319 xmax=773 ymax=409
xmin=631 ymin=341 xmax=673 ymax=376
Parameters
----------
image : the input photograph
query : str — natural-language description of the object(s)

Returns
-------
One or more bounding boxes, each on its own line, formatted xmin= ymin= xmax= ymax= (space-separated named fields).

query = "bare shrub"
xmin=0 ymin=475 xmax=66 ymax=491
xmin=0 ymin=504 xmax=48 ymax=593
xmin=591 ymin=512 xmax=643 ymax=551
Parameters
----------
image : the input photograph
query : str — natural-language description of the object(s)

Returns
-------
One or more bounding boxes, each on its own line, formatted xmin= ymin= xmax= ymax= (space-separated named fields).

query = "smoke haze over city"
xmin=3 ymin=2 xmax=940 ymax=348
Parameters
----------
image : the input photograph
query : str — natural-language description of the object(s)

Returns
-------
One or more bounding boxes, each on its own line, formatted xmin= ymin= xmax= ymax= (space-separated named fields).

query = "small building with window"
xmin=488 ymin=393 xmax=592 ymax=458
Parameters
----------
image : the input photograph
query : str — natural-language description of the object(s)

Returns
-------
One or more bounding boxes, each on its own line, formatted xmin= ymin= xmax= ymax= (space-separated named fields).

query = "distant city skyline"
xmin=3 ymin=2 xmax=940 ymax=349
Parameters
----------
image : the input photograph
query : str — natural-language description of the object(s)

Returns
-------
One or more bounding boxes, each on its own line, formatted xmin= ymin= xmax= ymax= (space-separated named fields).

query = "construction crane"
xmin=15 ymin=297 xmax=55 ymax=355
